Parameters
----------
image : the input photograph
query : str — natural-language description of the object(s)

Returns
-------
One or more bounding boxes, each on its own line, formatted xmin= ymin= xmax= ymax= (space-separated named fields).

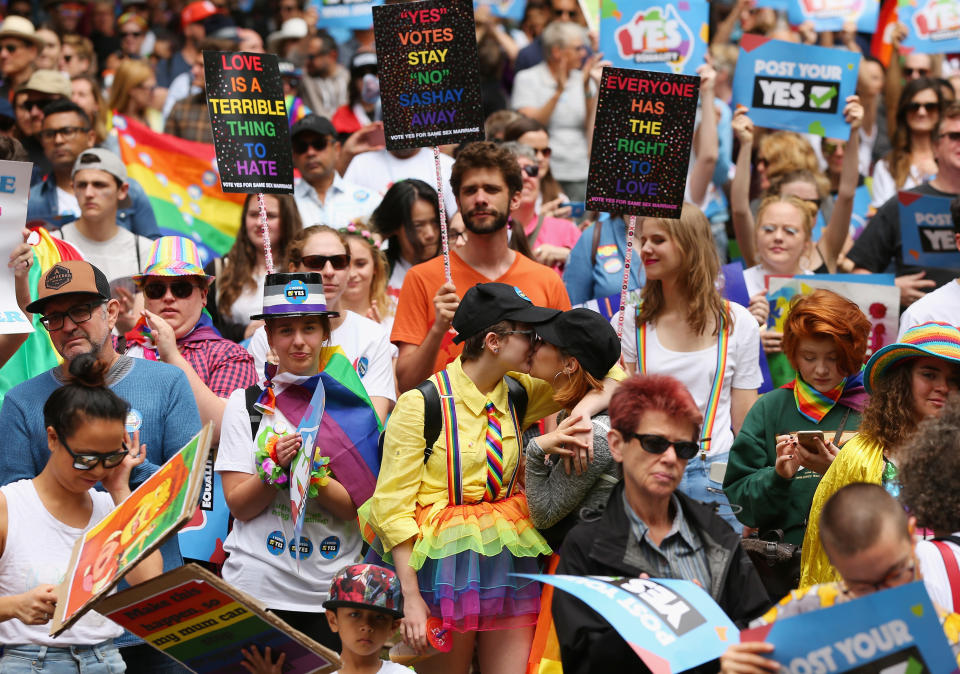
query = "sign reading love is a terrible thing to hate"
xmin=585 ymin=66 xmax=700 ymax=218
xmin=373 ymin=0 xmax=484 ymax=151
xmin=204 ymin=51 xmax=294 ymax=194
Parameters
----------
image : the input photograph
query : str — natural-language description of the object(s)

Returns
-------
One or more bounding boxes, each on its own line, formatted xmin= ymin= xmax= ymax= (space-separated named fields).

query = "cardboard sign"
xmin=740 ymin=582 xmax=957 ymax=673
xmin=518 ymin=574 xmax=739 ymax=674
xmin=787 ymin=0 xmax=881 ymax=32
xmin=900 ymin=0 xmax=960 ymax=54
xmin=95 ymin=564 xmax=340 ymax=674
xmin=898 ymin=190 xmax=960 ymax=267
xmin=204 ymin=51 xmax=294 ymax=194
xmin=585 ymin=66 xmax=700 ymax=218
xmin=0 ymin=160 xmax=33 ymax=336
xmin=308 ymin=0 xmax=382 ymax=29
xmin=51 ymin=424 xmax=214 ymax=637
xmin=178 ymin=457 xmax=229 ymax=565
xmin=732 ymin=35 xmax=860 ymax=138
xmin=599 ymin=0 xmax=709 ymax=75
xmin=373 ymin=0 xmax=485 ymax=150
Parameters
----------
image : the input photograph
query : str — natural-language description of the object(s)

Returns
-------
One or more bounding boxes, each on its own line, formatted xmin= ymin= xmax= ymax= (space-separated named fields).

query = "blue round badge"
xmin=356 ymin=356 xmax=369 ymax=378
xmin=288 ymin=536 xmax=313 ymax=560
xmin=319 ymin=536 xmax=341 ymax=559
xmin=284 ymin=280 xmax=308 ymax=305
xmin=514 ymin=287 xmax=531 ymax=302
xmin=266 ymin=531 xmax=286 ymax=556
xmin=354 ymin=190 xmax=370 ymax=202
xmin=125 ymin=409 xmax=143 ymax=434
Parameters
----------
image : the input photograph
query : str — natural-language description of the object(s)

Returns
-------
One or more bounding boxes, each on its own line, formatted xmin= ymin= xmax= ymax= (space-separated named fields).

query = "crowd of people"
xmin=0 ymin=0 xmax=959 ymax=673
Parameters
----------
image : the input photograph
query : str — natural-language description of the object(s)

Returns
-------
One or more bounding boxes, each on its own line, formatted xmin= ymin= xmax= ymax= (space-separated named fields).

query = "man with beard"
xmin=392 ymin=141 xmax=571 ymax=392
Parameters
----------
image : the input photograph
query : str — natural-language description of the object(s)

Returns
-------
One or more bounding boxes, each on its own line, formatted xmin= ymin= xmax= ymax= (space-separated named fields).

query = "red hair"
xmin=782 ymin=289 xmax=871 ymax=376
xmin=609 ymin=375 xmax=703 ymax=439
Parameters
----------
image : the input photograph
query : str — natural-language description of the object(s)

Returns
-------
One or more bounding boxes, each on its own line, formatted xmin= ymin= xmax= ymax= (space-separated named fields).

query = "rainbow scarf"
xmin=785 ymin=371 xmax=868 ymax=423
xmin=124 ymin=313 xmax=221 ymax=360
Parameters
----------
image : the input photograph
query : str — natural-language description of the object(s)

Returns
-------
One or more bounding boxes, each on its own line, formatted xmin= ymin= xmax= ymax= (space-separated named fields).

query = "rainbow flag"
xmin=113 ymin=114 xmax=245 ymax=262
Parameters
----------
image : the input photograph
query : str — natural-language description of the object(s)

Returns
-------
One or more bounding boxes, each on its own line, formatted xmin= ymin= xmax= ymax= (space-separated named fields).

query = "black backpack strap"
xmin=245 ymin=384 xmax=263 ymax=441
xmin=417 ymin=379 xmax=442 ymax=464
xmin=504 ymin=375 xmax=529 ymax=428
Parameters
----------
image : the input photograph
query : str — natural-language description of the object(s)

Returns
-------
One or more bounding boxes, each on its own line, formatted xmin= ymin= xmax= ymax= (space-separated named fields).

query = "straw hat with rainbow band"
xmin=863 ymin=322 xmax=960 ymax=395
xmin=132 ymin=236 xmax=214 ymax=284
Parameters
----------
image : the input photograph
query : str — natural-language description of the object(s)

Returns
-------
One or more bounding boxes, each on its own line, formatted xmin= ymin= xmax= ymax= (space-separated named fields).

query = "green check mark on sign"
xmin=809 ymin=85 xmax=838 ymax=109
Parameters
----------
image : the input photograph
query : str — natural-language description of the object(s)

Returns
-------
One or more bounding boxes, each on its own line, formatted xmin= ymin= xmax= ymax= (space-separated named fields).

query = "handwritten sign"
xmin=732 ymin=35 xmax=860 ymax=137
xmin=740 ymin=582 xmax=956 ymax=673
xmin=585 ymin=66 xmax=700 ymax=218
xmin=897 ymin=190 xmax=960 ymax=268
xmin=308 ymin=0 xmax=382 ymax=29
xmin=95 ymin=564 xmax=340 ymax=674
xmin=0 ymin=160 xmax=33 ymax=335
xmin=373 ymin=0 xmax=484 ymax=150
xmin=204 ymin=51 xmax=293 ymax=194
xmin=51 ymin=424 xmax=214 ymax=637
xmin=900 ymin=0 xmax=960 ymax=54
xmin=787 ymin=0 xmax=881 ymax=32
xmin=599 ymin=0 xmax=709 ymax=75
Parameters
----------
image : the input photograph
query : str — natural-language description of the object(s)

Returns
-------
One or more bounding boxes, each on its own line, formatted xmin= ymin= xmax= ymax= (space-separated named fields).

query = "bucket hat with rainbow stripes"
xmin=133 ymin=236 xmax=213 ymax=285
xmin=863 ymin=321 xmax=960 ymax=394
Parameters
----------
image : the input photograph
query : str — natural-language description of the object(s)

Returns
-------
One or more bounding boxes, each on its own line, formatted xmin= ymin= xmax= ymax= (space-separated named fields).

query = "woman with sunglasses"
xmin=247 ymin=225 xmax=397 ymax=423
xmin=503 ymin=116 xmax=566 ymax=208
xmin=0 ymin=353 xmax=161 ymax=673
xmin=871 ymin=78 xmax=944 ymax=208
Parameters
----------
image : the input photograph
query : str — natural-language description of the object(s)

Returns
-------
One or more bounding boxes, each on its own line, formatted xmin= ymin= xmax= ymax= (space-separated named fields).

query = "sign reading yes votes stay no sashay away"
xmin=586 ymin=66 xmax=700 ymax=218
xmin=373 ymin=0 xmax=484 ymax=150
xmin=204 ymin=51 xmax=293 ymax=194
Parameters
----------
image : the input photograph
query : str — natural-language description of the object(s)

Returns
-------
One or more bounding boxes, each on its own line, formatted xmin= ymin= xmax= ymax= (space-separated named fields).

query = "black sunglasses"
xmin=522 ymin=164 xmax=539 ymax=178
xmin=60 ymin=433 xmax=129 ymax=470
xmin=143 ymin=280 xmax=199 ymax=300
xmin=300 ymin=254 xmax=350 ymax=270
xmin=907 ymin=101 xmax=939 ymax=114
xmin=0 ymin=43 xmax=19 ymax=54
xmin=553 ymin=8 xmax=577 ymax=18
xmin=121 ymin=31 xmax=144 ymax=38
xmin=941 ymin=131 xmax=960 ymax=143
xmin=292 ymin=136 xmax=331 ymax=154
xmin=904 ymin=68 xmax=930 ymax=77
xmin=20 ymin=99 xmax=54 ymax=112
xmin=40 ymin=300 xmax=105 ymax=331
xmin=620 ymin=432 xmax=701 ymax=460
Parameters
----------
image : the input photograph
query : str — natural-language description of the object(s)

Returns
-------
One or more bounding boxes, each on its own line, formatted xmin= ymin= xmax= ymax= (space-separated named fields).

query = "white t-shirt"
xmin=616 ymin=301 xmax=763 ymax=456
xmin=57 ymin=224 xmax=154 ymax=282
xmin=227 ymin=273 xmax=266 ymax=327
xmin=56 ymin=186 xmax=81 ymax=218
xmin=898 ymin=279 xmax=960 ymax=339
xmin=870 ymin=159 xmax=932 ymax=208
xmin=917 ymin=535 xmax=960 ymax=612
xmin=247 ymin=311 xmax=398 ymax=401
xmin=377 ymin=661 xmax=412 ymax=673
xmin=343 ymin=148 xmax=458 ymax=218
xmin=216 ymin=383 xmax=364 ymax=611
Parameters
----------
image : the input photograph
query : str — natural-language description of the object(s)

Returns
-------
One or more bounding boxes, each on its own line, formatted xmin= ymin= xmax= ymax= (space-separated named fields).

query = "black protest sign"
xmin=204 ymin=51 xmax=294 ymax=194
xmin=585 ymin=67 xmax=700 ymax=219
xmin=373 ymin=0 xmax=484 ymax=150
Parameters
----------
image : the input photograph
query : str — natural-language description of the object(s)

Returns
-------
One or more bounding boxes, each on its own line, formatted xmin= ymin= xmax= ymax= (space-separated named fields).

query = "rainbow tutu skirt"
xmin=360 ymin=493 xmax=552 ymax=632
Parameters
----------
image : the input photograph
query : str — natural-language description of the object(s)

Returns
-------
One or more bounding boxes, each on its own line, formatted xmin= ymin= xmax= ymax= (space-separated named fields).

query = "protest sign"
xmin=585 ymin=66 xmax=700 ymax=218
xmin=740 ymin=582 xmax=956 ymax=673
xmin=900 ymin=0 xmax=960 ymax=54
xmin=373 ymin=0 xmax=485 ymax=150
xmin=787 ymin=0 xmax=881 ymax=32
xmin=732 ymin=35 xmax=860 ymax=138
xmin=178 ymin=457 xmax=230 ymax=565
xmin=204 ymin=51 xmax=293 ymax=194
xmin=289 ymin=379 xmax=326 ymax=561
xmin=308 ymin=0 xmax=382 ymax=30
xmin=474 ymin=0 xmax=525 ymax=21
xmin=599 ymin=0 xmax=708 ymax=75
xmin=517 ymin=575 xmax=738 ymax=673
xmin=754 ymin=0 xmax=789 ymax=8
xmin=850 ymin=183 xmax=873 ymax=239
xmin=0 ymin=160 xmax=33 ymax=336
xmin=95 ymin=564 xmax=340 ymax=674
xmin=898 ymin=190 xmax=960 ymax=268
xmin=51 ymin=424 xmax=214 ymax=637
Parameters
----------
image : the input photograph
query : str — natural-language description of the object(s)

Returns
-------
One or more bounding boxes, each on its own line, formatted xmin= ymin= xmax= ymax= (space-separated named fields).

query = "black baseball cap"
xmin=290 ymin=114 xmax=337 ymax=140
xmin=535 ymin=308 xmax=620 ymax=380
xmin=452 ymin=282 xmax=560 ymax=344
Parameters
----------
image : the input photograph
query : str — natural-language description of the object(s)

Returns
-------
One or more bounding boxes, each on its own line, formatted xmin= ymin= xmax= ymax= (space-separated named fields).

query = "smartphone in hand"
xmin=795 ymin=430 xmax=825 ymax=452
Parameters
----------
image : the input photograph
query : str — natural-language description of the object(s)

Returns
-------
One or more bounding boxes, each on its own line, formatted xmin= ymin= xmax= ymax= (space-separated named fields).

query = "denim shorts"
xmin=678 ymin=451 xmax=743 ymax=533
xmin=0 ymin=642 xmax=125 ymax=674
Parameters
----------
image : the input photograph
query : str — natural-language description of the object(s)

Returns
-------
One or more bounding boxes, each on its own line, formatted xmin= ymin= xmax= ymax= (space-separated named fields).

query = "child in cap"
xmin=321 ymin=563 xmax=408 ymax=674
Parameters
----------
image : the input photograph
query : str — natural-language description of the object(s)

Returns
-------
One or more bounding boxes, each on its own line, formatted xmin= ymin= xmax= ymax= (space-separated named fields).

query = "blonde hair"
xmin=756 ymin=194 xmax=818 ymax=240
xmin=107 ymin=59 xmax=153 ymax=116
xmin=757 ymin=131 xmax=820 ymax=183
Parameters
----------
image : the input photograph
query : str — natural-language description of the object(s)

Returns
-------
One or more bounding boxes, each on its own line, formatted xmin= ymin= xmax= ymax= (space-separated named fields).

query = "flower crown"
xmin=340 ymin=222 xmax=376 ymax=247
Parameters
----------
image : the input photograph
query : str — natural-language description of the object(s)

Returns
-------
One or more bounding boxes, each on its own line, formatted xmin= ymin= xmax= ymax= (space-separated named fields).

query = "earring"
xmin=493 ymin=347 xmax=499 ymax=354
xmin=552 ymin=369 xmax=572 ymax=386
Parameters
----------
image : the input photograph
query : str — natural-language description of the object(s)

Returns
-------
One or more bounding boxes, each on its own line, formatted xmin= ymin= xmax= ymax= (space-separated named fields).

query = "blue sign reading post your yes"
xmin=900 ymin=0 xmax=960 ymax=55
xmin=599 ymin=0 xmax=708 ymax=75
xmin=732 ymin=34 xmax=860 ymax=137
xmin=788 ymin=0 xmax=880 ymax=33
xmin=898 ymin=190 xmax=960 ymax=267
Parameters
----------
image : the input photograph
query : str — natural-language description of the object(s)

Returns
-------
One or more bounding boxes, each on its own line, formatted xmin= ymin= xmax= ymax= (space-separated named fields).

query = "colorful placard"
xmin=289 ymin=379 xmax=326 ymax=560
xmin=373 ymin=0 xmax=485 ymax=150
xmin=585 ymin=66 xmax=700 ymax=218
xmin=307 ymin=0 xmax=382 ymax=30
xmin=898 ymin=190 xmax=960 ymax=267
xmin=178 ymin=456 xmax=230 ymax=565
xmin=204 ymin=51 xmax=294 ymax=194
xmin=740 ymin=582 xmax=957 ymax=673
xmin=474 ymin=0 xmax=525 ymax=21
xmin=732 ymin=35 xmax=860 ymax=138
xmin=787 ymin=0 xmax=881 ymax=33
xmin=0 ymin=160 xmax=34 ymax=336
xmin=599 ymin=0 xmax=709 ymax=75
xmin=95 ymin=564 xmax=340 ymax=674
xmin=517 ymin=574 xmax=739 ymax=673
xmin=900 ymin=0 xmax=960 ymax=54
xmin=51 ymin=424 xmax=214 ymax=637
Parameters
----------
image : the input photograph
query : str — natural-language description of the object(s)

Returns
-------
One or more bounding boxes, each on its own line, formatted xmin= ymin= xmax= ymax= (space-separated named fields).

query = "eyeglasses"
xmin=553 ymin=8 xmax=578 ymax=18
xmin=620 ymin=432 xmax=701 ymax=460
xmin=0 ymin=43 xmax=20 ymax=54
xmin=904 ymin=68 xmax=930 ymax=77
xmin=532 ymin=146 xmax=552 ymax=158
xmin=822 ymin=140 xmax=846 ymax=155
xmin=522 ymin=164 xmax=540 ymax=178
xmin=760 ymin=224 xmax=802 ymax=237
xmin=39 ymin=126 xmax=89 ymax=142
xmin=292 ymin=136 xmax=331 ymax=154
xmin=299 ymin=254 xmax=351 ymax=270
xmin=19 ymin=99 xmax=54 ymax=113
xmin=842 ymin=559 xmax=916 ymax=596
xmin=501 ymin=329 xmax=542 ymax=346
xmin=941 ymin=131 xmax=960 ymax=143
xmin=142 ymin=280 xmax=199 ymax=300
xmin=907 ymin=101 xmax=939 ymax=114
xmin=40 ymin=300 xmax=105 ymax=331
xmin=799 ymin=196 xmax=822 ymax=210
xmin=121 ymin=31 xmax=145 ymax=39
xmin=59 ymin=433 xmax=129 ymax=471
xmin=449 ymin=229 xmax=467 ymax=244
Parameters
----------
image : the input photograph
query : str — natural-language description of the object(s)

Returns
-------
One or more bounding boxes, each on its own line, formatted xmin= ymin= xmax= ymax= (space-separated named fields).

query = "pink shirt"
xmin=523 ymin=214 xmax=582 ymax=273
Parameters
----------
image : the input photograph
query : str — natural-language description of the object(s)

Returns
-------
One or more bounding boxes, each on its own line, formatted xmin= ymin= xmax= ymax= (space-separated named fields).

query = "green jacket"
xmin=723 ymin=387 xmax=860 ymax=545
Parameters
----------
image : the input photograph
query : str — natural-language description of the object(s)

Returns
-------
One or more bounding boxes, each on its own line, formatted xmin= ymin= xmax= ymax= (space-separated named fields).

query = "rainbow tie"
xmin=484 ymin=401 xmax=504 ymax=501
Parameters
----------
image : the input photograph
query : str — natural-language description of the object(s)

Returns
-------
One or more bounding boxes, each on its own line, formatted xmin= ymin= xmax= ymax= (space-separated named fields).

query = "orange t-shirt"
xmin=391 ymin=250 xmax=572 ymax=373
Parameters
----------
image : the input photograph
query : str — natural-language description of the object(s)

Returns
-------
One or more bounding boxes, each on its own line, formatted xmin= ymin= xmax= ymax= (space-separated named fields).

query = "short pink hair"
xmin=608 ymin=375 xmax=702 ymax=438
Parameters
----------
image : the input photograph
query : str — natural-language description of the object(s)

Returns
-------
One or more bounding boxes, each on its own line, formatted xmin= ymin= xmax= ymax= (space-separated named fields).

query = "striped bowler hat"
xmin=863 ymin=322 xmax=960 ymax=394
xmin=133 ymin=236 xmax=213 ymax=284
xmin=250 ymin=272 xmax=338 ymax=320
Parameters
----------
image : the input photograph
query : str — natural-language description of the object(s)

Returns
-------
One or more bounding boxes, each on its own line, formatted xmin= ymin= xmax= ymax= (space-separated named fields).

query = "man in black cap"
xmin=291 ymin=113 xmax=380 ymax=229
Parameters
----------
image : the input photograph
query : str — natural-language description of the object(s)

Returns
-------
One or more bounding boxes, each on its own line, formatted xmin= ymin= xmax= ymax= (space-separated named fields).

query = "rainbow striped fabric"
xmin=863 ymin=321 xmax=960 ymax=394
xmin=113 ymin=114 xmax=245 ymax=262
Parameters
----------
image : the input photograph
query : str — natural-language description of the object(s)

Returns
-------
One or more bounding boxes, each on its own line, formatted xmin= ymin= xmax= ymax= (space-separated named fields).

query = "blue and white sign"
xmin=474 ymin=0 xmax=525 ymax=21
xmin=900 ymin=0 xmax=960 ymax=55
xmin=898 ymin=190 xmax=960 ymax=267
xmin=787 ymin=0 xmax=880 ymax=33
xmin=732 ymin=35 xmax=860 ymax=137
xmin=308 ymin=0 xmax=383 ymax=30
xmin=599 ymin=0 xmax=708 ymax=75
